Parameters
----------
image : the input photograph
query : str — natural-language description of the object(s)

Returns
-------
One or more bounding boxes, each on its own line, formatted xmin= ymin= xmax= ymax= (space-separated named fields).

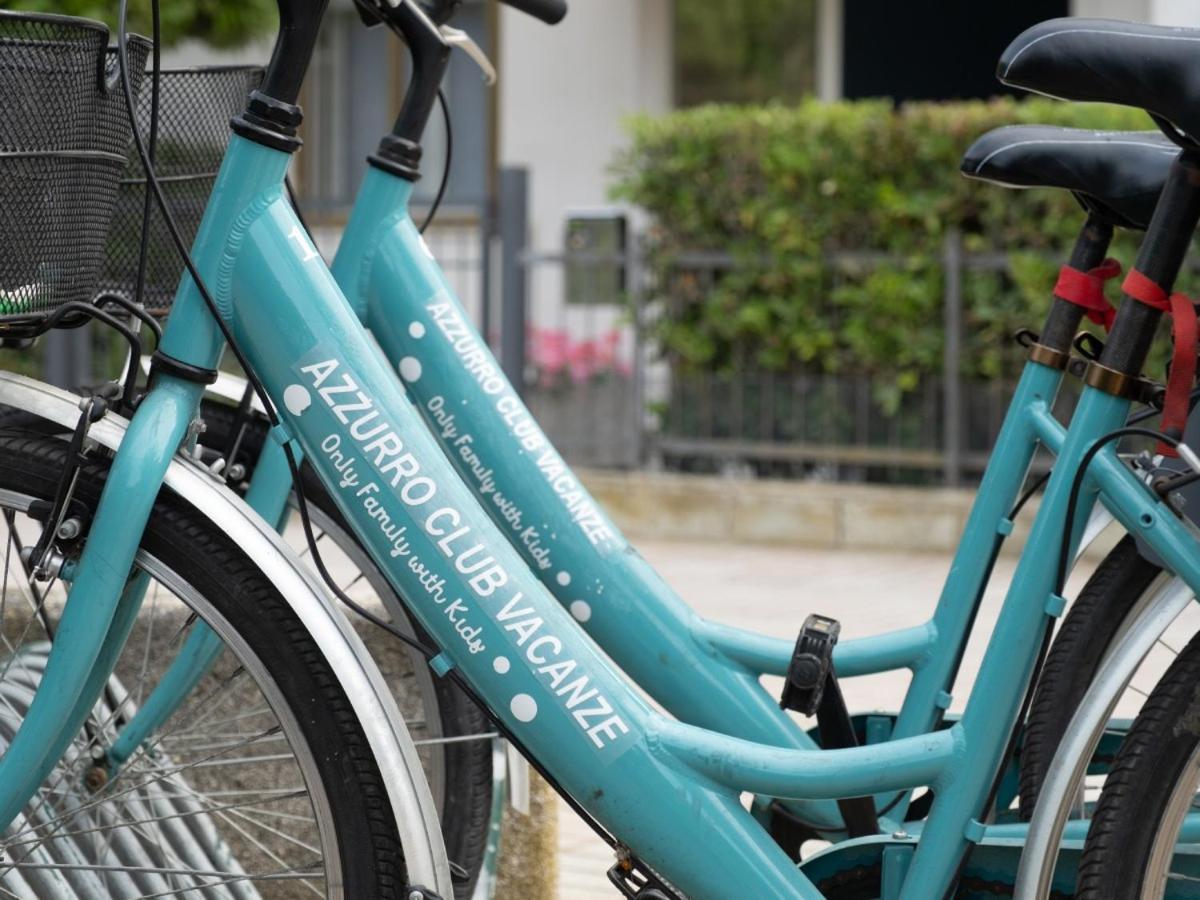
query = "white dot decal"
xmin=493 ymin=656 xmax=510 ymax=674
xmin=409 ymin=321 xmax=426 ymax=339
xmin=398 ymin=357 xmax=423 ymax=382
xmin=570 ymin=600 xmax=592 ymax=623
xmin=511 ymin=694 xmax=538 ymax=723
xmin=283 ymin=385 xmax=311 ymax=416
xmin=556 ymin=571 xmax=571 ymax=587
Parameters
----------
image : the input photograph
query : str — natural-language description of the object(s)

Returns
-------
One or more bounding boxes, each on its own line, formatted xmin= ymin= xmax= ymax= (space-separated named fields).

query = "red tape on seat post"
xmin=1122 ymin=269 xmax=1197 ymax=457
xmin=1053 ymin=258 xmax=1121 ymax=330
xmin=1163 ymin=293 xmax=1198 ymax=456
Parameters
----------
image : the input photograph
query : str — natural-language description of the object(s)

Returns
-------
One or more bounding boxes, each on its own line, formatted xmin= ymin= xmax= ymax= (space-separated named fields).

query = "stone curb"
xmin=580 ymin=469 xmax=1118 ymax=560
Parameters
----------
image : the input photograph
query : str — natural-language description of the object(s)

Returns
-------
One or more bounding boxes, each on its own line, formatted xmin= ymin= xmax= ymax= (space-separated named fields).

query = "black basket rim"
xmin=0 ymin=149 xmax=127 ymax=163
xmin=0 ymin=8 xmax=112 ymax=40
xmin=0 ymin=9 xmax=153 ymax=56
xmin=145 ymin=64 xmax=265 ymax=76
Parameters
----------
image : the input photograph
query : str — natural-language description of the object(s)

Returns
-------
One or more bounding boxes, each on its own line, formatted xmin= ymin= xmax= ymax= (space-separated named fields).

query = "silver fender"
xmin=1014 ymin=573 xmax=1192 ymax=899
xmin=0 ymin=372 xmax=453 ymax=899
xmin=1076 ymin=504 xmax=1114 ymax=560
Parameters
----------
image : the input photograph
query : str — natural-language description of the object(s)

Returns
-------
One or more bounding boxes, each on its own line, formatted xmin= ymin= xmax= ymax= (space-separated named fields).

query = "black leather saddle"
xmin=998 ymin=19 xmax=1200 ymax=143
xmin=961 ymin=126 xmax=1176 ymax=230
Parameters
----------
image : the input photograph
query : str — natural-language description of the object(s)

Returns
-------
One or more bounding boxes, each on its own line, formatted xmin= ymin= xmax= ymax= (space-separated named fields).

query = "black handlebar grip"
xmin=499 ymin=0 xmax=567 ymax=25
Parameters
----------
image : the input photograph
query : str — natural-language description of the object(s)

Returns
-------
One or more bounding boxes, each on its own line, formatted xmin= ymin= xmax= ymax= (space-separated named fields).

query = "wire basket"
xmin=0 ymin=12 xmax=150 ymax=325
xmin=97 ymin=66 xmax=263 ymax=315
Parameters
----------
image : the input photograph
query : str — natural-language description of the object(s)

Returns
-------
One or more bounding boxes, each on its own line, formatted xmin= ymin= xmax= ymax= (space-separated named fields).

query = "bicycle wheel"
xmin=1076 ymin=629 xmax=1200 ymax=898
xmin=0 ymin=428 xmax=407 ymax=896
xmin=1019 ymin=535 xmax=1161 ymax=819
xmin=196 ymin=396 xmax=495 ymax=897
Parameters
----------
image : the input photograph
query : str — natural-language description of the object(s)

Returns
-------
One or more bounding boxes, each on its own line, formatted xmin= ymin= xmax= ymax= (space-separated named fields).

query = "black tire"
xmin=199 ymin=398 xmax=494 ymax=898
xmin=1076 ymin=630 xmax=1200 ymax=898
xmin=1019 ymin=535 xmax=1161 ymax=819
xmin=0 ymin=429 xmax=407 ymax=897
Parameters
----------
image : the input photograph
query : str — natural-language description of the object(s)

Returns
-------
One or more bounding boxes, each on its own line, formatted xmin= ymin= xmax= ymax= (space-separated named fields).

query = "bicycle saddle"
xmin=961 ymin=126 xmax=1176 ymax=230
xmin=998 ymin=19 xmax=1200 ymax=143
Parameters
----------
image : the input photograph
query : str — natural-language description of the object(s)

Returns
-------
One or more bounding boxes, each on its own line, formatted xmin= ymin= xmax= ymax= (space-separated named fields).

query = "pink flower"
xmin=527 ymin=327 xmax=630 ymax=386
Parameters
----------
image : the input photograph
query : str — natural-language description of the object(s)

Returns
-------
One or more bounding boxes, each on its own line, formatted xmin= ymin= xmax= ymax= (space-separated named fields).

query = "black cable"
xmin=40 ymin=302 xmax=142 ymax=403
xmin=284 ymin=442 xmax=438 ymax=660
xmin=116 ymin=0 xmax=439 ymax=663
xmin=1006 ymin=385 xmax=1200 ymax=523
xmin=1010 ymin=469 xmax=1051 ymax=519
xmin=94 ymin=293 xmax=162 ymax=345
xmin=419 ymin=88 xmax=451 ymax=234
xmin=115 ymin=3 xmax=273 ymax=422
xmin=1055 ymin=427 xmax=1176 ymax=598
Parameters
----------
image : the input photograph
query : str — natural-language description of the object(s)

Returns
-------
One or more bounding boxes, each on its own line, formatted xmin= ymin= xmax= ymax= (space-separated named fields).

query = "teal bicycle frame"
xmin=122 ymin=158 xmax=1050 ymax=843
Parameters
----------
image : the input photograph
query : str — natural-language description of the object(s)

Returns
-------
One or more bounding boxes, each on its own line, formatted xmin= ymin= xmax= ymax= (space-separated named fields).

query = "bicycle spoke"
xmin=413 ymin=732 xmax=498 ymax=747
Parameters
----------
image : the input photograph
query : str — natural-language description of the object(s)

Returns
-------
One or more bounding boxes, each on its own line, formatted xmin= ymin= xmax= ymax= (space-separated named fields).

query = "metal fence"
xmin=643 ymin=235 xmax=1040 ymax=485
xmin=20 ymin=167 xmax=1065 ymax=487
xmin=503 ymin=216 xmax=1055 ymax=485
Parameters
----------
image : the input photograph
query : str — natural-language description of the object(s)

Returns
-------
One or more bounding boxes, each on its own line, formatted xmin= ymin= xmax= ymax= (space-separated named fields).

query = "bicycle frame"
xmin=161 ymin=164 xmax=1072 ymax=842
xmin=325 ymin=167 xmax=1084 ymax=816
xmin=1 ymin=106 xmax=1196 ymax=897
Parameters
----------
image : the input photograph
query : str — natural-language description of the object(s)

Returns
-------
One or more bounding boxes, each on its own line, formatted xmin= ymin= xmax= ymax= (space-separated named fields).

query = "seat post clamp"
xmin=1027 ymin=342 xmax=1070 ymax=371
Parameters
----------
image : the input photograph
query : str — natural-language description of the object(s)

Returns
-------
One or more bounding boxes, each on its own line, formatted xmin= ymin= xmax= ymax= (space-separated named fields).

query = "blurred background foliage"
xmin=0 ymin=0 xmax=276 ymax=46
xmin=613 ymin=97 xmax=1161 ymax=404
xmin=675 ymin=0 xmax=816 ymax=107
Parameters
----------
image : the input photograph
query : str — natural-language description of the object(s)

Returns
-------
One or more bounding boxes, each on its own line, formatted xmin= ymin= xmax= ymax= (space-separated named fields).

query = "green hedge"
xmin=611 ymin=98 xmax=1161 ymax=406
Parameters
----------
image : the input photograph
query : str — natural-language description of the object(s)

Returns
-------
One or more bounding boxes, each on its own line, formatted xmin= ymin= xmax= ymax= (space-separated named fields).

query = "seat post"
xmin=1099 ymin=150 xmax=1200 ymax=378
xmin=1039 ymin=215 xmax=1114 ymax=354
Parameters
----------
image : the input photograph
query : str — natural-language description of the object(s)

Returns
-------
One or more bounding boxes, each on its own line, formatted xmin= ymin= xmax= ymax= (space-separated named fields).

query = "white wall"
xmin=1147 ymin=0 xmax=1200 ymax=22
xmin=1072 ymin=0 xmax=1151 ymax=18
xmin=497 ymin=0 xmax=673 ymax=253
xmin=1070 ymin=0 xmax=1200 ymax=23
xmin=160 ymin=37 xmax=272 ymax=69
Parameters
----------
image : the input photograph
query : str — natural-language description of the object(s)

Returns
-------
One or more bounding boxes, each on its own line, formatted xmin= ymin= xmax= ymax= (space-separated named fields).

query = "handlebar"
xmin=497 ymin=0 xmax=567 ymax=25
xmin=421 ymin=0 xmax=566 ymax=25
xmin=354 ymin=0 xmax=565 ymax=173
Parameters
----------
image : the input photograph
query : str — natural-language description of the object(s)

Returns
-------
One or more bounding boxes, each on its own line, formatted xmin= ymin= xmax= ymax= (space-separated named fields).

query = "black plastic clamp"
xmin=148 ymin=350 xmax=219 ymax=386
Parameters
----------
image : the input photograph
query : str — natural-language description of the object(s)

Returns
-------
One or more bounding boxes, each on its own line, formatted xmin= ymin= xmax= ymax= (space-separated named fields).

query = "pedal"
xmin=780 ymin=614 xmax=840 ymax=716
xmin=780 ymin=615 xmax=879 ymax=838
xmin=607 ymin=850 xmax=683 ymax=900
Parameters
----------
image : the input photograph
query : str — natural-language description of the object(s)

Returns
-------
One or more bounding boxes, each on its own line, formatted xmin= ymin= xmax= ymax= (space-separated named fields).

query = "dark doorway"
xmin=842 ymin=2 xmax=1069 ymax=102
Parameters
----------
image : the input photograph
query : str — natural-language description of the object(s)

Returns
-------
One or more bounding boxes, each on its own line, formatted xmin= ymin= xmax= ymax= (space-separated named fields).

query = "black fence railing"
xmin=639 ymin=232 xmax=1042 ymax=485
xmin=509 ymin=226 xmax=1068 ymax=484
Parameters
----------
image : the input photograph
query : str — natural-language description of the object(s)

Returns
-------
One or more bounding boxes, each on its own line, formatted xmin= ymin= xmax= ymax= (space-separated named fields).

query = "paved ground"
xmin=552 ymin=538 xmax=1101 ymax=898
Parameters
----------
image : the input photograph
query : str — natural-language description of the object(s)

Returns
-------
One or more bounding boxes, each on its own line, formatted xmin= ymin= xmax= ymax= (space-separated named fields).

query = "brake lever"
xmin=440 ymin=25 xmax=497 ymax=85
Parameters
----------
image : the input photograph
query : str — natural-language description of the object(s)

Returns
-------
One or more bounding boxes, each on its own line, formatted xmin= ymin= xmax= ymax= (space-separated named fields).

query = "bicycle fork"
xmin=0 ymin=375 xmax=205 ymax=831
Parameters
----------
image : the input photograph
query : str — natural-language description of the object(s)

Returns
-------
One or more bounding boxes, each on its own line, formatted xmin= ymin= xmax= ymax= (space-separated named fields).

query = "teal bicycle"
xmin=4 ymin=2 xmax=1200 ymax=897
